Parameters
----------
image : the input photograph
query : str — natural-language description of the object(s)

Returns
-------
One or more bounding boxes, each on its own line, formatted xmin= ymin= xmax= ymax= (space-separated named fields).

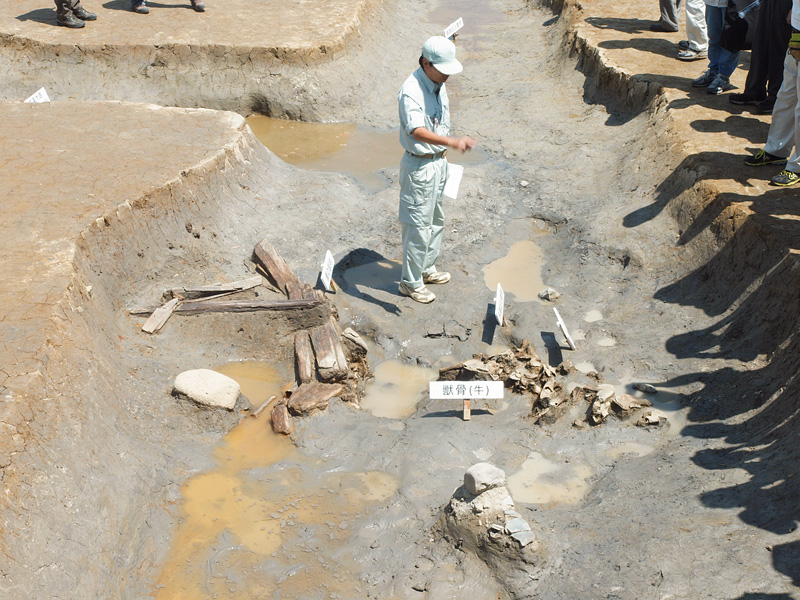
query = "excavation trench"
xmin=1 ymin=0 xmax=799 ymax=597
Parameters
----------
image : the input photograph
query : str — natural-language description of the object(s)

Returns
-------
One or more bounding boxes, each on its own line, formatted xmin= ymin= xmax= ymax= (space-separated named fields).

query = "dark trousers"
xmin=744 ymin=0 xmax=793 ymax=101
xmin=54 ymin=0 xmax=82 ymax=18
xmin=659 ymin=0 xmax=684 ymax=30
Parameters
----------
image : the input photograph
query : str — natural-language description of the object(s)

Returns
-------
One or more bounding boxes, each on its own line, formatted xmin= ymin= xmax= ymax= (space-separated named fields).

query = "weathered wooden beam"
xmin=164 ymin=275 xmax=263 ymax=300
xmin=294 ymin=330 xmax=315 ymax=384
xmin=271 ymin=401 xmax=294 ymax=434
xmin=142 ymin=298 xmax=180 ymax=333
xmin=129 ymin=297 xmax=323 ymax=316
xmin=287 ymin=381 xmax=345 ymax=416
xmin=253 ymin=239 xmax=303 ymax=296
xmin=309 ymin=320 xmax=349 ymax=382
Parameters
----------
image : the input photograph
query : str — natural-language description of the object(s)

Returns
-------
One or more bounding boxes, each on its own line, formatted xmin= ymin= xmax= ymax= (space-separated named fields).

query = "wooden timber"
xmin=271 ymin=402 xmax=294 ymax=435
xmin=253 ymin=239 xmax=304 ymax=296
xmin=141 ymin=298 xmax=180 ymax=333
xmin=294 ymin=330 xmax=315 ymax=384
xmin=287 ymin=381 xmax=344 ymax=416
xmin=309 ymin=320 xmax=349 ymax=382
xmin=129 ymin=297 xmax=323 ymax=316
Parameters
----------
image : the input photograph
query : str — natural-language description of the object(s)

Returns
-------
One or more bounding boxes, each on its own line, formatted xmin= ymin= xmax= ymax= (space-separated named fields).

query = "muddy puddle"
xmin=213 ymin=360 xmax=283 ymax=409
xmin=360 ymin=359 xmax=439 ymax=418
xmin=153 ymin=363 xmax=401 ymax=599
xmin=483 ymin=237 xmax=548 ymax=303
xmin=507 ymin=451 xmax=593 ymax=506
xmin=247 ymin=115 xmax=485 ymax=193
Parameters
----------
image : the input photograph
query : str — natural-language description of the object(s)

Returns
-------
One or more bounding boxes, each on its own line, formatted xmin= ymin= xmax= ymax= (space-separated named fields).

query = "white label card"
xmin=320 ymin=250 xmax=335 ymax=292
xmin=24 ymin=88 xmax=50 ymax=103
xmin=444 ymin=163 xmax=463 ymax=200
xmin=444 ymin=17 xmax=464 ymax=39
xmin=553 ymin=307 xmax=576 ymax=350
xmin=494 ymin=283 xmax=504 ymax=326
xmin=430 ymin=380 xmax=504 ymax=399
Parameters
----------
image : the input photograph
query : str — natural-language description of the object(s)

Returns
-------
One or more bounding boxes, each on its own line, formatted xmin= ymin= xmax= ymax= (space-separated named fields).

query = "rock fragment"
xmin=639 ymin=409 xmax=668 ymax=427
xmin=464 ymin=462 xmax=506 ymax=495
xmin=287 ymin=381 xmax=344 ymax=416
xmin=612 ymin=393 xmax=652 ymax=415
xmin=633 ymin=383 xmax=657 ymax=394
xmin=173 ymin=369 xmax=240 ymax=410
xmin=538 ymin=287 xmax=561 ymax=301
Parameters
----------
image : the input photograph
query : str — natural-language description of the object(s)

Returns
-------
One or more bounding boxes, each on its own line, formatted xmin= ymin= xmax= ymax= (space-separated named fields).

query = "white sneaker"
xmin=398 ymin=282 xmax=436 ymax=303
xmin=423 ymin=271 xmax=451 ymax=284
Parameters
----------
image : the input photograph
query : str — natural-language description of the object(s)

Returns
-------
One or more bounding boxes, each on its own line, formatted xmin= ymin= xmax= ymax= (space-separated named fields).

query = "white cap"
xmin=422 ymin=36 xmax=463 ymax=75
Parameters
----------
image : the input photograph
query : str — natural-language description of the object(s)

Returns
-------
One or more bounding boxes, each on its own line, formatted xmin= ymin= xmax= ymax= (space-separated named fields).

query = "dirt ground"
xmin=1 ymin=0 xmax=800 ymax=598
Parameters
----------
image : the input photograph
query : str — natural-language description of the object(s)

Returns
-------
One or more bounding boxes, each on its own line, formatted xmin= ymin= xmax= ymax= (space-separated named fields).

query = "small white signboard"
xmin=553 ymin=307 xmax=576 ymax=350
xmin=320 ymin=250 xmax=335 ymax=292
xmin=430 ymin=380 xmax=504 ymax=399
xmin=444 ymin=163 xmax=463 ymax=200
xmin=24 ymin=87 xmax=50 ymax=103
xmin=431 ymin=379 xmax=503 ymax=421
xmin=444 ymin=17 xmax=464 ymax=39
xmin=494 ymin=283 xmax=505 ymax=326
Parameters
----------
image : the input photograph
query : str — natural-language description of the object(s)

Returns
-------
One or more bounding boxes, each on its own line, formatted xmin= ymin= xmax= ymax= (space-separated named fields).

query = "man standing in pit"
xmin=397 ymin=36 xmax=476 ymax=304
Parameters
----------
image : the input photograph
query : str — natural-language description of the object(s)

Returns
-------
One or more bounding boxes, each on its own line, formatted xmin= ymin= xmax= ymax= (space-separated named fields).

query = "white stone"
xmin=173 ymin=369 xmax=240 ymax=410
xmin=464 ymin=462 xmax=507 ymax=496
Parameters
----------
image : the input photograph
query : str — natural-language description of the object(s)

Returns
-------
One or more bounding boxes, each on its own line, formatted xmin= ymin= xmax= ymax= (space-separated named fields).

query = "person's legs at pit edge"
xmin=765 ymin=51 xmax=800 ymax=160
xmin=685 ymin=0 xmax=708 ymax=52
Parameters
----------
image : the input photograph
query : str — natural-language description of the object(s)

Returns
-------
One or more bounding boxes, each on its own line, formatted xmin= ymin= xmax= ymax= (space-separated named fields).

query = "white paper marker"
xmin=24 ymin=88 xmax=50 ymax=103
xmin=553 ymin=307 xmax=577 ymax=350
xmin=494 ymin=283 xmax=505 ymax=326
xmin=444 ymin=17 xmax=464 ymax=39
xmin=444 ymin=163 xmax=463 ymax=200
xmin=320 ymin=250 xmax=335 ymax=292
xmin=430 ymin=380 xmax=504 ymax=399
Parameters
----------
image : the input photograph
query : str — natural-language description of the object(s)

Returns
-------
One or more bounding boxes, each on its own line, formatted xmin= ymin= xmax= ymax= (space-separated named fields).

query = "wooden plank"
xmin=294 ymin=330 xmax=315 ymax=384
xmin=142 ymin=298 xmax=180 ymax=334
xmin=166 ymin=275 xmax=263 ymax=300
xmin=129 ymin=297 xmax=323 ymax=316
xmin=271 ymin=402 xmax=294 ymax=434
xmin=310 ymin=322 xmax=348 ymax=382
xmin=328 ymin=317 xmax=349 ymax=377
xmin=253 ymin=239 xmax=303 ymax=296
xmin=287 ymin=381 xmax=344 ymax=416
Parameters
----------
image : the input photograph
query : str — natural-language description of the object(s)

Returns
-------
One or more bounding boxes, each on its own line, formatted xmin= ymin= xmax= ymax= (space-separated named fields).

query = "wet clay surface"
xmin=1 ymin=0 xmax=800 ymax=597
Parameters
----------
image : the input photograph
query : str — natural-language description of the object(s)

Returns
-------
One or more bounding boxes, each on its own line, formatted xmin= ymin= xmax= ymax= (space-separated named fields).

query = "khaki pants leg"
xmin=399 ymin=154 xmax=448 ymax=288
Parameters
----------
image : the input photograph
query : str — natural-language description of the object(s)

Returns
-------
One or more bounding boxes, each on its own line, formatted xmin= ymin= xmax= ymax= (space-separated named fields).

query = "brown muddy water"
xmin=153 ymin=362 xmax=401 ymax=599
xmin=245 ymin=115 xmax=485 ymax=192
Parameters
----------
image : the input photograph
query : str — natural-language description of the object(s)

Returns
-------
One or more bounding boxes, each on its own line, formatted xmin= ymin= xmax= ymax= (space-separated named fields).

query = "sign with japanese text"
xmin=553 ymin=307 xmax=576 ymax=350
xmin=444 ymin=18 xmax=464 ymax=39
xmin=320 ymin=250 xmax=334 ymax=292
xmin=430 ymin=381 xmax=504 ymax=399
xmin=24 ymin=88 xmax=50 ymax=103
xmin=494 ymin=283 xmax=504 ymax=326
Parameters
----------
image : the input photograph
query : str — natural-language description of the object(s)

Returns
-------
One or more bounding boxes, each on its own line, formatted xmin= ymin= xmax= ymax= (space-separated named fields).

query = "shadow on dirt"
xmin=632 ymin=153 xmax=800 ymax=585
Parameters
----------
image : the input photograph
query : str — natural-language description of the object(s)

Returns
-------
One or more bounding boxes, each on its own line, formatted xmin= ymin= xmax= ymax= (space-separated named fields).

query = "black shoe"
xmin=678 ymin=39 xmax=690 ymax=49
xmin=691 ymin=70 xmax=717 ymax=87
xmin=744 ymin=149 xmax=786 ymax=167
xmin=57 ymin=13 xmax=85 ymax=27
xmin=755 ymin=98 xmax=775 ymax=114
xmin=729 ymin=93 xmax=765 ymax=106
xmin=650 ymin=22 xmax=679 ymax=33
xmin=191 ymin=0 xmax=205 ymax=11
xmin=73 ymin=6 xmax=96 ymax=20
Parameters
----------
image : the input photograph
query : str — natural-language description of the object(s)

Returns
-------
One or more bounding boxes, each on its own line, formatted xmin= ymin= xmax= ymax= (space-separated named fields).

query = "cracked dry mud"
xmin=1 ymin=0 xmax=800 ymax=598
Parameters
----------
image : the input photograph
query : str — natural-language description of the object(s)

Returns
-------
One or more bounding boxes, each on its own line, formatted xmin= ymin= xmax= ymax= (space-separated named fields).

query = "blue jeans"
xmin=705 ymin=5 xmax=740 ymax=77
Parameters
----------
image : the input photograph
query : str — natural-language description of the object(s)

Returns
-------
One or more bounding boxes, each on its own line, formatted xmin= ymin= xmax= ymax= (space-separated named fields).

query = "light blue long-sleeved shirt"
xmin=397 ymin=66 xmax=450 ymax=155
